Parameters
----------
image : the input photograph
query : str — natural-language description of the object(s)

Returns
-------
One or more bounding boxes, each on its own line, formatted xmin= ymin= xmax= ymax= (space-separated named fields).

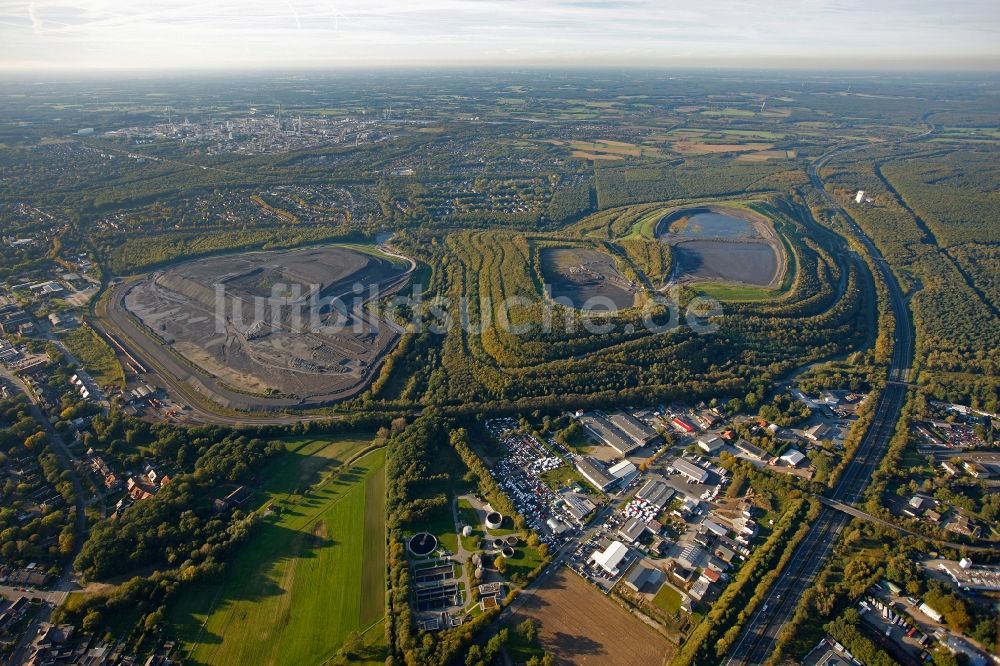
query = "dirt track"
xmin=100 ymin=244 xmax=415 ymax=417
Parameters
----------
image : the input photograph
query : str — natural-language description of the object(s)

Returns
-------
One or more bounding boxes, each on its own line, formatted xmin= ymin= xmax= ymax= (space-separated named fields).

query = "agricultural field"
xmin=560 ymin=139 xmax=663 ymax=160
xmin=167 ymin=437 xmax=387 ymax=666
xmin=661 ymin=128 xmax=795 ymax=159
xmin=508 ymin=568 xmax=674 ymax=665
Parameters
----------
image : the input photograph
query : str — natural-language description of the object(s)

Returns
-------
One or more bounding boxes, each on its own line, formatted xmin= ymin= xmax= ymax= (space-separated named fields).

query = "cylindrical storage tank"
xmin=485 ymin=511 xmax=503 ymax=530
xmin=475 ymin=566 xmax=483 ymax=579
xmin=502 ymin=546 xmax=515 ymax=558
xmin=493 ymin=538 xmax=504 ymax=549
xmin=462 ymin=525 xmax=473 ymax=537
xmin=505 ymin=535 xmax=518 ymax=546
xmin=407 ymin=532 xmax=438 ymax=557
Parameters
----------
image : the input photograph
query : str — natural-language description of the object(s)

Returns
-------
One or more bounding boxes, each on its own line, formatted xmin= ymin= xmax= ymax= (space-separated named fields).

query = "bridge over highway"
xmin=818 ymin=496 xmax=999 ymax=554
xmin=723 ymin=136 xmax=920 ymax=665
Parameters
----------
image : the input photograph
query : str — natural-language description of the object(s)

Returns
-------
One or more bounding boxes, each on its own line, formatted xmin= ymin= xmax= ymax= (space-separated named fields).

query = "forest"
xmin=363 ymin=193 xmax=871 ymax=418
xmin=0 ymin=71 xmax=997 ymax=665
xmin=822 ymin=146 xmax=1000 ymax=411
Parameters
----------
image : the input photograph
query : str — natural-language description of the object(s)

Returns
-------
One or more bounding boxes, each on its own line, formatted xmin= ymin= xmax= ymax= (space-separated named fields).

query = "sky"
xmin=1 ymin=0 xmax=999 ymax=71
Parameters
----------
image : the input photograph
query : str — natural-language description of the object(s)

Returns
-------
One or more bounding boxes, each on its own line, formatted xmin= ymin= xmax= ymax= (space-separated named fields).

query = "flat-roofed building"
xmin=677 ymin=544 xmax=705 ymax=569
xmin=562 ymin=493 xmax=596 ymax=525
xmin=575 ymin=456 xmax=615 ymax=492
xmin=671 ymin=416 xmax=696 ymax=433
xmin=671 ymin=458 xmax=709 ymax=484
xmin=623 ymin=562 xmax=664 ymax=593
xmin=580 ymin=414 xmax=637 ymax=455
xmin=636 ymin=477 xmax=674 ymax=509
xmin=618 ymin=516 xmax=650 ymax=544
xmin=963 ymin=461 xmax=991 ymax=478
xmin=608 ymin=459 xmax=637 ymax=480
xmin=780 ymin=449 xmax=806 ymax=467
xmin=735 ymin=439 xmax=767 ymax=460
xmin=591 ymin=540 xmax=630 ymax=576
xmin=701 ymin=518 xmax=728 ymax=538
xmin=688 ymin=577 xmax=711 ymax=601
xmin=698 ymin=436 xmax=724 ymax=454
xmin=804 ymin=423 xmax=837 ymax=442
xmin=936 ymin=560 xmax=1000 ymax=592
xmin=609 ymin=412 xmax=663 ymax=448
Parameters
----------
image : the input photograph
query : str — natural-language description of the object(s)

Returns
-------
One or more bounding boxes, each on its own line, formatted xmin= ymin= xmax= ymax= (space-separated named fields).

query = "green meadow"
xmin=169 ymin=436 xmax=387 ymax=665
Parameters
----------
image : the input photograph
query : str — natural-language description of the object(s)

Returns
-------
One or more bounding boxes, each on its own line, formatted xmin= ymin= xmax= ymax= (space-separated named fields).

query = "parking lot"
xmin=485 ymin=418 xmax=584 ymax=551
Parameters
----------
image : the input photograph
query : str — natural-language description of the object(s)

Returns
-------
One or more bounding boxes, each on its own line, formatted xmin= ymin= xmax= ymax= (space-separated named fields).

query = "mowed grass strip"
xmin=359 ymin=461 xmax=386 ymax=626
xmin=694 ymin=281 xmax=780 ymax=302
xmin=169 ymin=442 xmax=386 ymax=666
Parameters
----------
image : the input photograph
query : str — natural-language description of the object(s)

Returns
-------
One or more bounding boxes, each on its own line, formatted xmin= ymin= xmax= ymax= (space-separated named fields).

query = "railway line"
xmin=93 ymin=243 xmax=417 ymax=425
xmin=722 ymin=142 xmax=916 ymax=665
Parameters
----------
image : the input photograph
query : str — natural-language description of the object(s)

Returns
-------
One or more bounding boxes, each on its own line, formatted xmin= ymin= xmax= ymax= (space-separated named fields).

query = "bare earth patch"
xmin=510 ymin=569 xmax=673 ymax=666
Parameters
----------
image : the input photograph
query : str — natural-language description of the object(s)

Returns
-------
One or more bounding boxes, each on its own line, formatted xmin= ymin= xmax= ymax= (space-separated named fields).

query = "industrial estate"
xmin=0 ymin=66 xmax=997 ymax=666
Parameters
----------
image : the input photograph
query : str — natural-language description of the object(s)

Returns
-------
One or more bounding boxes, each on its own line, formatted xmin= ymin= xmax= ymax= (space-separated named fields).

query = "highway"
xmin=722 ymin=142 xmax=916 ymax=665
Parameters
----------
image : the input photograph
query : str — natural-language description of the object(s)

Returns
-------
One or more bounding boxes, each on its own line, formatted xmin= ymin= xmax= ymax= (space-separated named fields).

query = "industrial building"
xmin=671 ymin=416 xmax=696 ymax=433
xmin=735 ymin=439 xmax=767 ymax=460
xmin=608 ymin=412 xmax=662 ymax=448
xmin=636 ymin=477 xmax=674 ymax=510
xmin=591 ymin=540 xmax=630 ymax=576
xmin=780 ymin=449 xmax=806 ymax=467
xmin=804 ymin=423 xmax=837 ymax=441
xmin=701 ymin=519 xmax=729 ymax=538
xmin=607 ymin=459 xmax=637 ymax=482
xmin=579 ymin=414 xmax=638 ymax=455
xmin=618 ymin=516 xmax=650 ymax=544
xmin=936 ymin=559 xmax=1000 ymax=592
xmin=671 ymin=458 xmax=710 ymax=484
xmin=623 ymin=562 xmax=663 ymax=593
xmin=698 ymin=436 xmax=724 ymax=454
xmin=561 ymin=493 xmax=596 ymax=525
xmin=575 ymin=456 xmax=615 ymax=492
xmin=677 ymin=543 xmax=705 ymax=569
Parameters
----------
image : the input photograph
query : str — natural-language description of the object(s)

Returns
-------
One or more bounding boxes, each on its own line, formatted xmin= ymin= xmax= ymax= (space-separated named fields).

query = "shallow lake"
xmin=668 ymin=211 xmax=760 ymax=239
xmin=673 ymin=241 xmax=778 ymax=286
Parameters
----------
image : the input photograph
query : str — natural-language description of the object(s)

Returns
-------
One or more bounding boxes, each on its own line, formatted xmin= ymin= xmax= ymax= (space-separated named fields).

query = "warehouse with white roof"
xmin=591 ymin=540 xmax=630 ymax=576
xmin=780 ymin=449 xmax=806 ymax=467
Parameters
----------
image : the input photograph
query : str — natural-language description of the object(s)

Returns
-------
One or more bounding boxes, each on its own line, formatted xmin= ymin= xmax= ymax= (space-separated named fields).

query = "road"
xmin=0 ymin=368 xmax=88 ymax=666
xmin=94 ymin=242 xmax=417 ymax=426
xmin=722 ymin=141 xmax=917 ymax=665
xmin=817 ymin=497 xmax=998 ymax=554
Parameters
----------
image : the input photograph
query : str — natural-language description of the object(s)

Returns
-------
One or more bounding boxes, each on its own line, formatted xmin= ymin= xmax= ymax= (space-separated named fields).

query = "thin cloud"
xmin=1 ymin=0 xmax=998 ymax=69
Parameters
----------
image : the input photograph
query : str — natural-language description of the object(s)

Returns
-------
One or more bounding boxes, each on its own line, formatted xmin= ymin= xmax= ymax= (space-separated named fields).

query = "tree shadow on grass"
xmin=169 ymin=521 xmax=338 ymax=650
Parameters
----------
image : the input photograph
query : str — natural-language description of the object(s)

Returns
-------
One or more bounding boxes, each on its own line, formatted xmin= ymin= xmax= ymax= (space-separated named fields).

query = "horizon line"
xmin=3 ymin=58 xmax=1000 ymax=76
